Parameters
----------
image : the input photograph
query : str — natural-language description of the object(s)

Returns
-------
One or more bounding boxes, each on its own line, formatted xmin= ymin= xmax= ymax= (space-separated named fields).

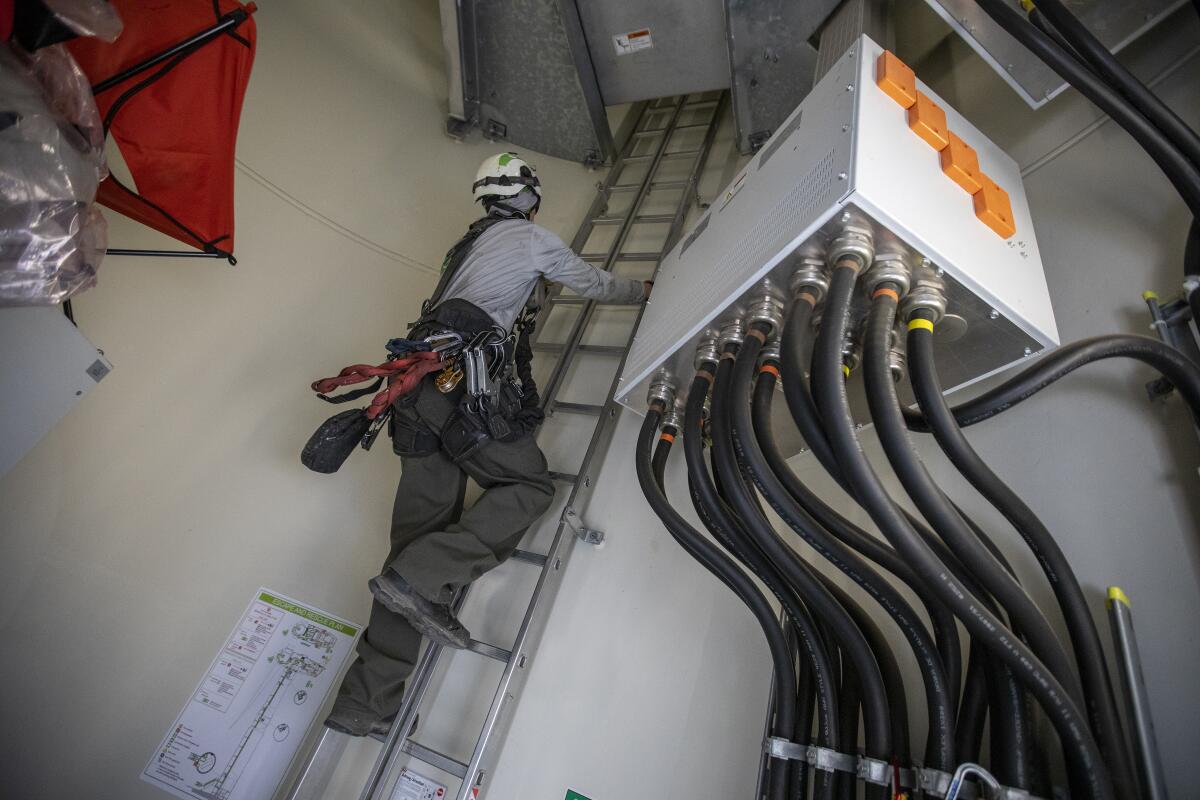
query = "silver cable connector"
xmin=864 ymin=254 xmax=913 ymax=297
xmin=759 ymin=336 xmax=782 ymax=364
xmin=661 ymin=406 xmax=684 ymax=431
xmin=900 ymin=263 xmax=948 ymax=322
xmin=717 ymin=315 xmax=745 ymax=349
xmin=744 ymin=278 xmax=787 ymax=334
xmin=694 ymin=328 xmax=721 ymax=369
xmin=827 ymin=223 xmax=874 ymax=270
xmin=647 ymin=369 xmax=676 ymax=409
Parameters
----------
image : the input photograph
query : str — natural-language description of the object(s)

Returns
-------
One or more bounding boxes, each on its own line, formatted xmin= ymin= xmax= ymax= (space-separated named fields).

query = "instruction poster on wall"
xmin=141 ymin=588 xmax=360 ymax=800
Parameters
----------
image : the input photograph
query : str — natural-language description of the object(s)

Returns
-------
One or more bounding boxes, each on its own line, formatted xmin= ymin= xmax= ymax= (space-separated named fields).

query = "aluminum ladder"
xmin=283 ymin=90 xmax=727 ymax=800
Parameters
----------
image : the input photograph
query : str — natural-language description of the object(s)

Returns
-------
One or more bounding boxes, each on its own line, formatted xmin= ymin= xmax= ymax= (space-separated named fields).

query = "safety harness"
xmin=301 ymin=214 xmax=543 ymax=473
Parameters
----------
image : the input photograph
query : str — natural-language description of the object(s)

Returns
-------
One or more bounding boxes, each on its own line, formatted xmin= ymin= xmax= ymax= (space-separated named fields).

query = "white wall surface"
xmin=3 ymin=3 xmax=1199 ymax=800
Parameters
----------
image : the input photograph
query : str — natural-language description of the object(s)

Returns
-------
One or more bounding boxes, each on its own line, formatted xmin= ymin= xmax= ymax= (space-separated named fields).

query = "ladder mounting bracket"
xmin=563 ymin=507 xmax=604 ymax=545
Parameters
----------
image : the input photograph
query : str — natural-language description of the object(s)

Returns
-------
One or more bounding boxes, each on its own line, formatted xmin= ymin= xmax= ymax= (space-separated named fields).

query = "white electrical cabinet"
xmin=615 ymin=35 xmax=1058 ymax=416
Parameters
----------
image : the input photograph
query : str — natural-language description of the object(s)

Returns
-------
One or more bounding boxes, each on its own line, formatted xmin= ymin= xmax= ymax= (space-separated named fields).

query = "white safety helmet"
xmin=472 ymin=152 xmax=542 ymax=204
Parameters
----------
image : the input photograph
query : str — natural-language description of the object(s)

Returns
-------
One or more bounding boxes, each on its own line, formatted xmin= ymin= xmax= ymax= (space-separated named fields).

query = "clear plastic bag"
xmin=0 ymin=43 xmax=107 ymax=306
xmin=41 ymin=0 xmax=124 ymax=44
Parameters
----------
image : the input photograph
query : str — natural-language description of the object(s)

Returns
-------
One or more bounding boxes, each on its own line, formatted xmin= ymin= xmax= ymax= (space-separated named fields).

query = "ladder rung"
xmin=632 ymin=128 xmax=668 ymax=138
xmin=510 ymin=549 xmax=548 ymax=566
xmin=683 ymin=99 xmax=719 ymax=110
xmin=592 ymin=213 xmax=676 ymax=225
xmin=548 ymin=471 xmax=578 ymax=483
xmin=674 ymin=123 xmax=712 ymax=132
xmin=663 ymin=149 xmax=702 ymax=159
xmin=466 ymin=639 xmax=512 ymax=663
xmin=552 ymin=402 xmax=605 ymax=415
xmin=617 ymin=252 xmax=662 ymax=261
xmin=548 ymin=295 xmax=586 ymax=305
xmin=401 ymin=739 xmax=467 ymax=779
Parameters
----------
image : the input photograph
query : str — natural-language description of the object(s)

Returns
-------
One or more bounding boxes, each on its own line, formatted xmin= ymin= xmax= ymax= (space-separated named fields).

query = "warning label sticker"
xmin=391 ymin=767 xmax=448 ymax=800
xmin=613 ymin=28 xmax=653 ymax=56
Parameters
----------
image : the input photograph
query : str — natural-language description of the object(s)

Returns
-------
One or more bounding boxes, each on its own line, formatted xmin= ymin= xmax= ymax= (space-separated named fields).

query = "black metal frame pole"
xmin=91 ymin=5 xmax=255 ymax=95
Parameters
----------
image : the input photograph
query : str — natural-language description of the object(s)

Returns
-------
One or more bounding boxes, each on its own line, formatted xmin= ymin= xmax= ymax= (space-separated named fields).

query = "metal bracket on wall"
xmin=563 ymin=506 xmax=604 ymax=545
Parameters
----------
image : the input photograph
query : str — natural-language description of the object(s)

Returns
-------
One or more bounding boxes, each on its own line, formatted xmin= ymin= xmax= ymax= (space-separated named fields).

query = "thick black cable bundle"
xmin=812 ymin=264 xmax=1113 ymax=800
xmin=634 ymin=405 xmax=796 ymax=800
xmin=907 ymin=315 xmax=1139 ymax=794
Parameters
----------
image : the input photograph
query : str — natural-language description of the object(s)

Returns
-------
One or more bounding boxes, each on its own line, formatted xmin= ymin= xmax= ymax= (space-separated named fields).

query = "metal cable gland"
xmin=717 ymin=317 xmax=745 ymax=349
xmin=900 ymin=268 xmax=948 ymax=322
xmin=661 ymin=407 xmax=684 ymax=431
xmin=647 ymin=370 xmax=676 ymax=409
xmin=744 ymin=279 xmax=787 ymax=334
xmin=693 ymin=328 xmax=721 ymax=369
xmin=827 ymin=224 xmax=874 ymax=271
xmin=759 ymin=336 xmax=782 ymax=364
xmin=863 ymin=255 xmax=912 ymax=297
xmin=888 ymin=336 xmax=906 ymax=384
xmin=789 ymin=256 xmax=830 ymax=301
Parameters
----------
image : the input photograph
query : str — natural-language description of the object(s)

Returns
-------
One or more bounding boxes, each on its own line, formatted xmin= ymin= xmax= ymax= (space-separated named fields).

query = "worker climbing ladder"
xmin=283 ymin=90 xmax=727 ymax=800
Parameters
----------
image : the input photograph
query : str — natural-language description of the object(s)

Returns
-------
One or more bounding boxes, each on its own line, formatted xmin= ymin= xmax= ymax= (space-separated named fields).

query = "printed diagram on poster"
xmin=391 ymin=767 xmax=448 ymax=800
xmin=142 ymin=589 xmax=360 ymax=800
xmin=612 ymin=28 xmax=653 ymax=56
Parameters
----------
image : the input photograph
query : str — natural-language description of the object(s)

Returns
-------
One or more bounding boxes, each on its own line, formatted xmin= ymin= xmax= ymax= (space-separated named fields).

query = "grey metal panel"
xmin=0 ymin=306 xmax=111 ymax=478
xmin=466 ymin=0 xmax=613 ymax=165
xmin=575 ymin=1 xmax=730 ymax=104
xmin=814 ymin=0 xmax=890 ymax=83
xmin=725 ymin=0 xmax=838 ymax=153
xmin=921 ymin=0 xmax=1187 ymax=108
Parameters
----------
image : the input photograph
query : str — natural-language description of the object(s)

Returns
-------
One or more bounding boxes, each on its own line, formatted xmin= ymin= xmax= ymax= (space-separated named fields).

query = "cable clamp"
xmin=856 ymin=755 xmax=892 ymax=786
xmin=761 ymin=738 xmax=854 ymax=774
xmin=1183 ymin=275 xmax=1200 ymax=295
xmin=917 ymin=767 xmax=956 ymax=797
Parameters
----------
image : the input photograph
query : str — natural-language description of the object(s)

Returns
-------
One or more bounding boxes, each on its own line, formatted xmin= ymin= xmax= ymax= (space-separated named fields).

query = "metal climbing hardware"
xmin=284 ymin=91 xmax=727 ymax=800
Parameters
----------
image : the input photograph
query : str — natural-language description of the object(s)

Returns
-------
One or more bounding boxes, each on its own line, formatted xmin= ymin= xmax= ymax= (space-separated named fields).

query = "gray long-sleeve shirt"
xmin=440 ymin=218 xmax=645 ymax=331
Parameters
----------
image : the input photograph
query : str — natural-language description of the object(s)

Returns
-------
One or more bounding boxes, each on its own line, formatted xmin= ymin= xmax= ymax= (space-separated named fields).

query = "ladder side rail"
xmin=448 ymin=93 xmax=727 ymax=800
xmin=537 ymin=98 xmax=688 ymax=411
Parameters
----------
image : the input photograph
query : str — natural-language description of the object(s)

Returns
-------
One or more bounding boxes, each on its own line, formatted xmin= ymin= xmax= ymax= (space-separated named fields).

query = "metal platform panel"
xmin=922 ymin=0 xmax=1188 ymax=108
xmin=575 ymin=0 xmax=729 ymax=105
xmin=615 ymin=34 xmax=1058 ymax=417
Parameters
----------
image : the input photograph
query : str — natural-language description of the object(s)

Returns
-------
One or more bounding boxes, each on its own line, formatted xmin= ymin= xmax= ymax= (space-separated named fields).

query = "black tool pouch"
xmin=440 ymin=404 xmax=492 ymax=463
xmin=301 ymin=409 xmax=372 ymax=473
xmin=390 ymin=412 xmax=441 ymax=457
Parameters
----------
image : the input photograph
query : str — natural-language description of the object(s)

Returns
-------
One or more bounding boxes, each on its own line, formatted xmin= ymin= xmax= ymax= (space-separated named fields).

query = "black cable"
xmin=902 ymin=332 xmax=1200 ymax=431
xmin=754 ymin=355 xmax=966 ymax=716
xmin=812 ymin=262 xmax=1112 ymax=800
xmin=956 ymin=642 xmax=989 ymax=763
xmin=908 ymin=313 xmax=1139 ymax=796
xmin=636 ymin=406 xmax=794 ymax=800
xmin=778 ymin=292 xmax=965 ymax=700
xmin=970 ymin=0 xmax=1200 ymax=218
xmin=864 ymin=288 xmax=1082 ymax=711
xmin=736 ymin=338 xmax=955 ymax=769
xmin=983 ymin=655 xmax=1036 ymax=789
xmin=684 ymin=370 xmax=840 ymax=800
xmin=818 ymin=573 xmax=912 ymax=764
xmin=709 ymin=338 xmax=893 ymax=792
xmin=1031 ymin=0 xmax=1200 ymax=170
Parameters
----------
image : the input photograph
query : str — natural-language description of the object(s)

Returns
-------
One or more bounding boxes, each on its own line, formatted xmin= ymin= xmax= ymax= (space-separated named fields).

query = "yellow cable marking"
xmin=1142 ymin=290 xmax=1159 ymax=302
xmin=1020 ymin=0 xmax=1035 ymax=11
xmin=908 ymin=318 xmax=935 ymax=332
xmin=1107 ymin=586 xmax=1131 ymax=609
xmin=841 ymin=364 xmax=851 ymax=377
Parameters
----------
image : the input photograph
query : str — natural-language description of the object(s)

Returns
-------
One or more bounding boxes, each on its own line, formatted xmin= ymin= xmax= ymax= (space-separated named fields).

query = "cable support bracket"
xmin=762 ymin=738 xmax=1045 ymax=800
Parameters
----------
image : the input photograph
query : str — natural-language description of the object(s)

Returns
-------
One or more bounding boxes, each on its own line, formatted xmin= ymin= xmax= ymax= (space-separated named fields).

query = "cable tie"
xmin=907 ymin=318 xmax=935 ymax=332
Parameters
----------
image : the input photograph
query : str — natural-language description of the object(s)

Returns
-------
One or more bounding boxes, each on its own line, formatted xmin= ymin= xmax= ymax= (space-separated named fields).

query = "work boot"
xmin=324 ymin=710 xmax=419 ymax=741
xmin=368 ymin=568 xmax=471 ymax=649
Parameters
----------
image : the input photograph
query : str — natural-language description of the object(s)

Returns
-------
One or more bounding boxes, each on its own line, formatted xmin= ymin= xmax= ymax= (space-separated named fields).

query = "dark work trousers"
xmin=329 ymin=376 xmax=555 ymax=733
